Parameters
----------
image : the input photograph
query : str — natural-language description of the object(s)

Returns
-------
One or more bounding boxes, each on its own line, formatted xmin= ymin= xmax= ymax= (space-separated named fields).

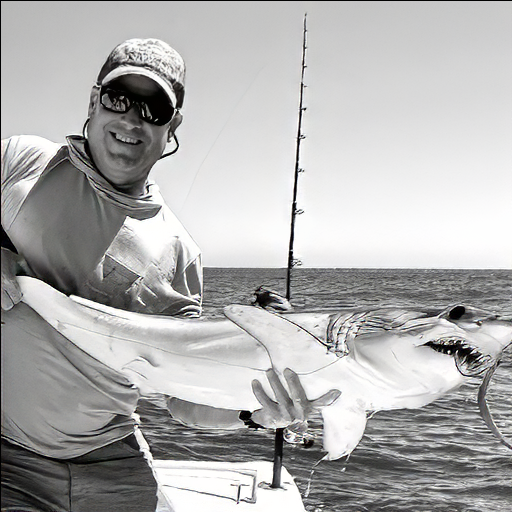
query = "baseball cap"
xmin=96 ymin=38 xmax=186 ymax=109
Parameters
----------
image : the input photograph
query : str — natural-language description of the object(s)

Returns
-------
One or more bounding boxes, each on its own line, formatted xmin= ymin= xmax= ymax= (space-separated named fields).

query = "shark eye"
xmin=449 ymin=305 xmax=466 ymax=320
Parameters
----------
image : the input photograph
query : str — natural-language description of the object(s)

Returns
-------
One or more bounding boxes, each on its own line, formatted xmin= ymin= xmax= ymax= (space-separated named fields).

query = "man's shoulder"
xmin=2 ymin=135 xmax=63 ymax=183
xmin=2 ymin=134 xmax=61 ymax=155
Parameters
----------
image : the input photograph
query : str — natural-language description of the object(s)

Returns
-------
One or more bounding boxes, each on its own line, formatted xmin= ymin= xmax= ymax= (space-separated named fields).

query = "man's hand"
xmin=250 ymin=368 xmax=341 ymax=429
xmin=1 ymin=247 xmax=25 ymax=311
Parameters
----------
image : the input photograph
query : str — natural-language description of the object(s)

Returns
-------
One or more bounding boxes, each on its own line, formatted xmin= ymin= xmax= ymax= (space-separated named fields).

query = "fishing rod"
xmin=271 ymin=12 xmax=308 ymax=489
xmin=285 ymin=12 xmax=308 ymax=303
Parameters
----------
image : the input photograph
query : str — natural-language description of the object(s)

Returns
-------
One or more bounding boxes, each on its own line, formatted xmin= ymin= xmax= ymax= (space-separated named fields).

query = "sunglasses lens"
xmin=146 ymin=103 xmax=175 ymax=126
xmin=100 ymin=87 xmax=174 ymax=125
xmin=101 ymin=89 xmax=130 ymax=112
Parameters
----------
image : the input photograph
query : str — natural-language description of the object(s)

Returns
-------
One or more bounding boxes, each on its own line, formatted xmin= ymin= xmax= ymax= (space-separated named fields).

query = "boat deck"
xmin=153 ymin=460 xmax=306 ymax=512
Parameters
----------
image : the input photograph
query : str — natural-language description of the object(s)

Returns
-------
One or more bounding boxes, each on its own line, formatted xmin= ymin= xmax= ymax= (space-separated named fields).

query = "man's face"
xmin=87 ymin=74 xmax=173 ymax=195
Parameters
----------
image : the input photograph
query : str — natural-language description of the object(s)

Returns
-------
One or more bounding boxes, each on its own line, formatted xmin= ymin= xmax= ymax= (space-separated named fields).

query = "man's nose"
xmin=121 ymin=103 xmax=144 ymax=127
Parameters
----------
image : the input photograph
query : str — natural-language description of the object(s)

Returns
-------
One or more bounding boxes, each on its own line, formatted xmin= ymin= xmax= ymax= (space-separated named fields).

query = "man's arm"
xmin=167 ymin=368 xmax=340 ymax=430
xmin=1 ymin=135 xmax=59 ymax=310
xmin=1 ymin=247 xmax=27 ymax=310
xmin=158 ymin=255 xmax=202 ymax=317
xmin=1 ymin=220 xmax=22 ymax=311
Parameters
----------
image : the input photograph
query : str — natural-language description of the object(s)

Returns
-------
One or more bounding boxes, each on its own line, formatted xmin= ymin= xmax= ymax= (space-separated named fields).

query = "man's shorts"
xmin=1 ymin=435 xmax=159 ymax=512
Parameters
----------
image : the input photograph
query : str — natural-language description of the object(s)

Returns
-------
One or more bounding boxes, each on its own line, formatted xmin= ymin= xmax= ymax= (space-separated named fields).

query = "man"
xmin=1 ymin=38 xmax=338 ymax=512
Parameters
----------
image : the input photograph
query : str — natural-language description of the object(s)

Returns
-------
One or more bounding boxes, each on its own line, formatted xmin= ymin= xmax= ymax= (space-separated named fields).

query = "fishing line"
xmin=477 ymin=360 xmax=512 ymax=450
xmin=303 ymin=456 xmax=323 ymax=499
xmin=302 ymin=453 xmax=351 ymax=498
xmin=178 ymin=65 xmax=267 ymax=214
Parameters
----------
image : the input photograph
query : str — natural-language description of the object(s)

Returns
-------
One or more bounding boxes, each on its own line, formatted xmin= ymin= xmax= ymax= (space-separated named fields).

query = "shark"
xmin=5 ymin=276 xmax=512 ymax=460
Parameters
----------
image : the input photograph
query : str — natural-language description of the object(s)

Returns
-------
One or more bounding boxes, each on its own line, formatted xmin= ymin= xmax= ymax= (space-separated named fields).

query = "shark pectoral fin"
xmin=320 ymin=395 xmax=368 ymax=461
xmin=224 ymin=305 xmax=338 ymax=374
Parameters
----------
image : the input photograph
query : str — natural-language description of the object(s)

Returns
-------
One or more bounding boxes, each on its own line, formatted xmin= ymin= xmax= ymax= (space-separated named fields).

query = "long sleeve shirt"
xmin=1 ymin=134 xmax=202 ymax=458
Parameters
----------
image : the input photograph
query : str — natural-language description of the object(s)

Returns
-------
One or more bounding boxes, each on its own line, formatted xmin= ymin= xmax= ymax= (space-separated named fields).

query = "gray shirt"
xmin=1 ymin=134 xmax=202 ymax=458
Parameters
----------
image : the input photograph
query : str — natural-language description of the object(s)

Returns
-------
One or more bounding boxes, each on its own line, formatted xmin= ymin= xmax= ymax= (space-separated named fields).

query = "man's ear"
xmin=88 ymin=86 xmax=101 ymax=117
xmin=168 ymin=111 xmax=183 ymax=139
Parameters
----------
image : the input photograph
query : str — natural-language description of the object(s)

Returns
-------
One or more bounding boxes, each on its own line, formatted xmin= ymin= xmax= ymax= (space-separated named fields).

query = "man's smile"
xmin=111 ymin=132 xmax=142 ymax=145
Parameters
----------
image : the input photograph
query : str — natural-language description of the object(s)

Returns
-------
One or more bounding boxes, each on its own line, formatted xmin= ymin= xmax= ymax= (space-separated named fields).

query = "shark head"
xmin=426 ymin=304 xmax=512 ymax=377
xmin=324 ymin=305 xmax=512 ymax=411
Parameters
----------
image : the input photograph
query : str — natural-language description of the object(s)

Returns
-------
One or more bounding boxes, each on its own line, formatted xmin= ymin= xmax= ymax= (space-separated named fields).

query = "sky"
xmin=2 ymin=1 xmax=511 ymax=269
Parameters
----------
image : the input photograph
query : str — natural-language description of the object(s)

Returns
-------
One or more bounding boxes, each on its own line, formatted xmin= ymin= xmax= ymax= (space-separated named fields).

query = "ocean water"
xmin=137 ymin=268 xmax=512 ymax=512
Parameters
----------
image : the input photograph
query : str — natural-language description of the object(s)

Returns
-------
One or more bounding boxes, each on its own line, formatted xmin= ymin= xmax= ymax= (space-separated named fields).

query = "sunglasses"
xmin=99 ymin=86 xmax=176 ymax=126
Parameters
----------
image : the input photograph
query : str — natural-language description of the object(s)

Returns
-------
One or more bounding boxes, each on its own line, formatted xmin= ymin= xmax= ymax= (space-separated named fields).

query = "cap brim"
xmin=100 ymin=66 xmax=177 ymax=108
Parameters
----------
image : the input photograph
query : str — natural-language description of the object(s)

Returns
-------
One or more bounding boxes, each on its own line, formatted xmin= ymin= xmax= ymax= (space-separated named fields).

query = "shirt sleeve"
xmin=1 ymin=136 xmax=60 ymax=231
xmin=166 ymin=254 xmax=203 ymax=317
xmin=154 ymin=199 xmax=203 ymax=317
xmin=167 ymin=397 xmax=246 ymax=429
xmin=1 ymin=135 xmax=60 ymax=185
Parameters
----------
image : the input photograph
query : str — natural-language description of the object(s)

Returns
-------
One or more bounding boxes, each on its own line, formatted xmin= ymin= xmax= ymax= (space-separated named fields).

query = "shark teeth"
xmin=424 ymin=337 xmax=492 ymax=376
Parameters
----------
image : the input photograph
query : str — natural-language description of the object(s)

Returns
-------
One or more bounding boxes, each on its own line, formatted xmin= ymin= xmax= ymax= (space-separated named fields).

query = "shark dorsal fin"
xmin=224 ymin=305 xmax=338 ymax=374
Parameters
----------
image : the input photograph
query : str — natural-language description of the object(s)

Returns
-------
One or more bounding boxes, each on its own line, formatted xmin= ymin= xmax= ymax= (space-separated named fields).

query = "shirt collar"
xmin=65 ymin=135 xmax=162 ymax=220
